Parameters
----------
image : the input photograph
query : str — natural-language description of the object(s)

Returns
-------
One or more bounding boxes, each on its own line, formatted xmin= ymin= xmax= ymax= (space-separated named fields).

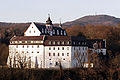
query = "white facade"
xmin=7 ymin=42 xmax=90 ymax=68
xmin=24 ymin=23 xmax=41 ymax=36
xmin=45 ymin=46 xmax=72 ymax=68
xmin=7 ymin=44 xmax=44 ymax=68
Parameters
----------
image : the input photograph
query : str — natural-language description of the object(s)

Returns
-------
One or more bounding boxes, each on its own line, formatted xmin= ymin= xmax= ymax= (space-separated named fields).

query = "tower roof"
xmin=46 ymin=14 xmax=52 ymax=25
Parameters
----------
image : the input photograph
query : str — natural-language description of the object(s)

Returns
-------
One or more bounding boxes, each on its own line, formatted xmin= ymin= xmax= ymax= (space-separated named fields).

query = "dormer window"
xmin=61 ymin=30 xmax=63 ymax=35
xmin=57 ymin=30 xmax=59 ymax=35
xmin=53 ymin=29 xmax=55 ymax=34
xmin=82 ymin=42 xmax=84 ymax=45
xmin=64 ymin=31 xmax=66 ymax=35
xmin=73 ymin=42 xmax=75 ymax=45
xmin=45 ymin=29 xmax=47 ymax=33
xmin=29 ymin=31 xmax=31 ymax=33
xmin=42 ymin=28 xmax=44 ymax=33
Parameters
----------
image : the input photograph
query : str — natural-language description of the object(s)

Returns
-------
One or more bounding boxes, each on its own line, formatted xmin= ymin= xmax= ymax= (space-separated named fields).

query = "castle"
xmin=7 ymin=16 xmax=106 ymax=68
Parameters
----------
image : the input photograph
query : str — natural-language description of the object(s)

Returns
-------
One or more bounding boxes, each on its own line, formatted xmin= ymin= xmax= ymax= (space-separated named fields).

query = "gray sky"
xmin=0 ymin=0 xmax=120 ymax=23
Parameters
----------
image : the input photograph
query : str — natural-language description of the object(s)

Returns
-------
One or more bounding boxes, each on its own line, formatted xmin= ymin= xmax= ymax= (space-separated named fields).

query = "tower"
xmin=46 ymin=14 xmax=53 ymax=27
xmin=46 ymin=14 xmax=53 ymax=35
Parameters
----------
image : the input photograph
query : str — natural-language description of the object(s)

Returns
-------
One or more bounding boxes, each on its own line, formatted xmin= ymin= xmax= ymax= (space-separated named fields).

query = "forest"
xmin=0 ymin=23 xmax=120 ymax=80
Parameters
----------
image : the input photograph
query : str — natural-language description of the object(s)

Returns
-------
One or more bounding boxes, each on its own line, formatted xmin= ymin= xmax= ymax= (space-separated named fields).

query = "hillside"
xmin=63 ymin=15 xmax=120 ymax=27
xmin=0 ymin=15 xmax=120 ymax=28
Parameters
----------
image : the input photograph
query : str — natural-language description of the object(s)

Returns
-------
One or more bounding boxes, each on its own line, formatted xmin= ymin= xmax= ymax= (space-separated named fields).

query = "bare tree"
xmin=72 ymin=49 xmax=85 ymax=68
xmin=16 ymin=53 xmax=27 ymax=69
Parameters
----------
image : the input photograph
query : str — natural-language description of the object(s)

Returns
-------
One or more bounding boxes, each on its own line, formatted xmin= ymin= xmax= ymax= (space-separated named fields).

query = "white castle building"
xmin=7 ymin=16 xmax=106 ymax=68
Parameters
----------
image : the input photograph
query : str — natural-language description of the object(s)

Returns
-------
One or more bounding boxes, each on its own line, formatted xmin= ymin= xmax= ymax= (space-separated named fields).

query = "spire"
xmin=59 ymin=18 xmax=62 ymax=28
xmin=46 ymin=14 xmax=52 ymax=25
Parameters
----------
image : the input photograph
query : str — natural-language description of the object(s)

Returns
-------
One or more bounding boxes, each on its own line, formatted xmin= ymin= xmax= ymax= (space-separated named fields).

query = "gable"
xmin=24 ymin=22 xmax=41 ymax=36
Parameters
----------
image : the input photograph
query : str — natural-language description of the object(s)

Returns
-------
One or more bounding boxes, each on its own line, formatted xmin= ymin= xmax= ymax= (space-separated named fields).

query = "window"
xmin=16 ymin=51 xmax=18 ymax=53
xmin=42 ymin=28 xmax=44 ymax=33
xmin=45 ymin=29 xmax=47 ymax=33
xmin=32 ymin=27 xmax=33 ymax=28
xmin=27 ymin=51 xmax=29 ymax=53
xmin=25 ymin=41 xmax=27 ymax=43
xmin=22 ymin=41 xmax=25 ymax=43
xmin=62 ymin=47 xmax=64 ymax=50
xmin=49 ymin=47 xmax=51 ymax=50
xmin=12 ymin=41 xmax=15 ymax=43
xmin=82 ymin=42 xmax=84 ymax=45
xmin=37 ymin=45 xmax=39 ymax=48
xmin=32 ymin=51 xmax=33 ymax=53
xmin=83 ymin=47 xmax=84 ymax=50
xmin=83 ymin=53 xmax=84 ymax=56
xmin=73 ymin=42 xmax=75 ymax=45
xmin=74 ymin=47 xmax=75 ymax=50
xmin=55 ymin=62 xmax=58 ymax=66
xmin=62 ymin=41 xmax=64 ymax=45
xmin=22 ymin=51 xmax=24 ymax=53
xmin=58 ymin=47 xmax=60 ymax=50
xmin=67 ymin=47 xmax=69 ymax=50
xmin=22 ymin=45 xmax=24 ymax=48
xmin=27 ymin=41 xmax=31 ymax=43
xmin=53 ymin=41 xmax=55 ymax=45
xmin=32 ymin=45 xmax=34 ymax=48
xmin=15 ymin=41 xmax=17 ymax=43
xmin=58 ymin=53 xmax=59 ymax=56
xmin=57 ymin=41 xmax=60 ymax=45
xmin=50 ymin=63 xmax=52 ymax=65
xmin=37 ymin=51 xmax=39 ymax=53
xmin=67 ymin=41 xmax=70 ymax=45
xmin=57 ymin=30 xmax=59 ymax=35
xmin=34 ymin=31 xmax=35 ymax=33
xmin=61 ymin=30 xmax=63 ymax=35
xmin=67 ymin=53 xmax=69 ymax=56
xmin=49 ymin=53 xmax=51 ymax=56
xmin=63 ymin=58 xmax=65 ymax=60
xmin=53 ymin=29 xmax=55 ymax=34
xmin=27 ymin=45 xmax=29 ymax=48
xmin=53 ymin=47 xmax=55 ymax=50
xmin=64 ymin=31 xmax=66 ymax=35
xmin=29 ymin=31 xmax=31 ymax=33
xmin=49 ymin=59 xmax=51 ymax=60
xmin=62 ymin=53 xmax=64 ymax=56
xmin=49 ymin=41 xmax=52 ymax=44
xmin=16 ymin=45 xmax=18 ymax=48
xmin=53 ymin=53 xmax=55 ymax=56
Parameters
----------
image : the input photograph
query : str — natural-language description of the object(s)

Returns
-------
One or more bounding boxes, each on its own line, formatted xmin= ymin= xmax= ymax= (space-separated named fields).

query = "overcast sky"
xmin=0 ymin=0 xmax=120 ymax=23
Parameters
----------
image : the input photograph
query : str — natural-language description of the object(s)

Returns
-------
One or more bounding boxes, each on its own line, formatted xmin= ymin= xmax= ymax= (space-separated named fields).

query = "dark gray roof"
xmin=34 ymin=23 xmax=67 ymax=36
